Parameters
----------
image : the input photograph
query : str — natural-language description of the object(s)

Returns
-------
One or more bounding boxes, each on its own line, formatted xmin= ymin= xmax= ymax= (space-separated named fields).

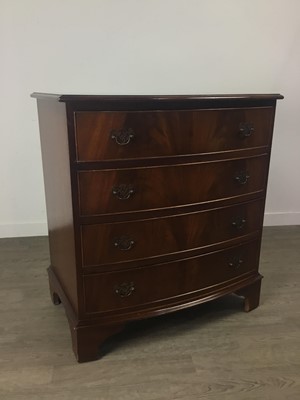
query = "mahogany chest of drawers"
xmin=32 ymin=93 xmax=283 ymax=362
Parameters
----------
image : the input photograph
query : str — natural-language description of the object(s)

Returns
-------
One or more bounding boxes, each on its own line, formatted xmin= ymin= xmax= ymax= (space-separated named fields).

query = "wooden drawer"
xmin=83 ymin=240 xmax=261 ymax=314
xmin=75 ymin=107 xmax=274 ymax=161
xmin=78 ymin=155 xmax=269 ymax=216
xmin=81 ymin=199 xmax=264 ymax=267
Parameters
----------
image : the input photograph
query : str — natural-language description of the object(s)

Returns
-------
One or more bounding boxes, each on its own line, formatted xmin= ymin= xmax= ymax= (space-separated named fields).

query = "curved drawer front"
xmin=78 ymin=155 xmax=269 ymax=216
xmin=75 ymin=108 xmax=274 ymax=161
xmin=83 ymin=240 xmax=261 ymax=314
xmin=81 ymin=199 xmax=264 ymax=267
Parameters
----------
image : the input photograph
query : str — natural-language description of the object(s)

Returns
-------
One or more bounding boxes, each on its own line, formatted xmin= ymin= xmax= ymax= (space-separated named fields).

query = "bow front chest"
xmin=32 ymin=93 xmax=283 ymax=362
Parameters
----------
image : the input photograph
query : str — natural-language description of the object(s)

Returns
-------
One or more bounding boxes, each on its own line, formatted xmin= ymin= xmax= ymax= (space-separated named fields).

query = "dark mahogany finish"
xmin=75 ymin=108 xmax=274 ymax=161
xmin=83 ymin=239 xmax=261 ymax=314
xmin=78 ymin=155 xmax=269 ymax=216
xmin=81 ymin=199 xmax=264 ymax=267
xmin=32 ymin=93 xmax=283 ymax=362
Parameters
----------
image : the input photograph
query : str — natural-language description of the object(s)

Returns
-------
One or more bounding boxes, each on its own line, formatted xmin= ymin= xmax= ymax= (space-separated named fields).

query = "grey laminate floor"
xmin=0 ymin=227 xmax=299 ymax=400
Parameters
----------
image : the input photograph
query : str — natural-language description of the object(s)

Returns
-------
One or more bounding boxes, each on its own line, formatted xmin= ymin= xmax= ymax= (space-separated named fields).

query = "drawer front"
xmin=81 ymin=199 xmax=264 ymax=267
xmin=83 ymin=240 xmax=261 ymax=314
xmin=78 ymin=155 xmax=269 ymax=216
xmin=75 ymin=108 xmax=274 ymax=161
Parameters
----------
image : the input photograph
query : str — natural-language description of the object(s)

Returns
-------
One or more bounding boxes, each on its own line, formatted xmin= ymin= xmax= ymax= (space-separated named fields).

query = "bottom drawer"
xmin=83 ymin=240 xmax=261 ymax=314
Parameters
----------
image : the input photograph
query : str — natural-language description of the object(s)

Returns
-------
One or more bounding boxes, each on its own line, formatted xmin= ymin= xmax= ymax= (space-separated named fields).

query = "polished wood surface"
xmin=75 ymin=108 xmax=274 ymax=161
xmin=78 ymin=155 xmax=269 ymax=216
xmin=32 ymin=93 xmax=282 ymax=362
xmin=68 ymin=318 xmax=124 ymax=363
xmin=235 ymin=278 xmax=262 ymax=312
xmin=36 ymin=99 xmax=79 ymax=313
xmin=31 ymin=92 xmax=284 ymax=102
xmin=81 ymin=199 xmax=264 ymax=267
xmin=83 ymin=239 xmax=261 ymax=314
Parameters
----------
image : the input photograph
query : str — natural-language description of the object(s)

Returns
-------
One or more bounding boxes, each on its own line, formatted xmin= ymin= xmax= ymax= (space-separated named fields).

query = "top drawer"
xmin=74 ymin=107 xmax=274 ymax=161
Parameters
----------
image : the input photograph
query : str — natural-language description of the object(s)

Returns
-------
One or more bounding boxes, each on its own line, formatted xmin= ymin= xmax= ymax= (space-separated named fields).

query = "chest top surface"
xmin=31 ymin=93 xmax=283 ymax=110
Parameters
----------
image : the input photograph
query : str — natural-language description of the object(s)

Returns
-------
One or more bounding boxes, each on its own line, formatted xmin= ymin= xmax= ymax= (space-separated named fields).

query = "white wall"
xmin=1 ymin=0 xmax=299 ymax=238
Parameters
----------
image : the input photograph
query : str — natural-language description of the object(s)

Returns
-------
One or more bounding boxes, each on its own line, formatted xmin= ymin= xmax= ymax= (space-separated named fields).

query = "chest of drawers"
xmin=32 ymin=93 xmax=283 ymax=362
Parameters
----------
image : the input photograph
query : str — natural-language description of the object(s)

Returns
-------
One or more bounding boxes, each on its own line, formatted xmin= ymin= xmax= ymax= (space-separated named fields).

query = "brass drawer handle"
xmin=235 ymin=170 xmax=250 ymax=185
xmin=112 ymin=184 xmax=135 ymax=200
xmin=228 ymin=256 xmax=244 ymax=270
xmin=232 ymin=217 xmax=246 ymax=230
xmin=114 ymin=236 xmax=135 ymax=251
xmin=239 ymin=122 xmax=254 ymax=138
xmin=115 ymin=282 xmax=135 ymax=298
xmin=111 ymin=128 xmax=135 ymax=145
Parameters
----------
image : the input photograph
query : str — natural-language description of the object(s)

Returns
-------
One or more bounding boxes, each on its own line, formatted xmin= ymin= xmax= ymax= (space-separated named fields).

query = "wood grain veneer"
xmin=32 ymin=93 xmax=283 ymax=362
xmin=83 ymin=239 xmax=261 ymax=314
xmin=81 ymin=199 xmax=264 ymax=267
xmin=75 ymin=107 xmax=274 ymax=161
xmin=78 ymin=155 xmax=269 ymax=216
